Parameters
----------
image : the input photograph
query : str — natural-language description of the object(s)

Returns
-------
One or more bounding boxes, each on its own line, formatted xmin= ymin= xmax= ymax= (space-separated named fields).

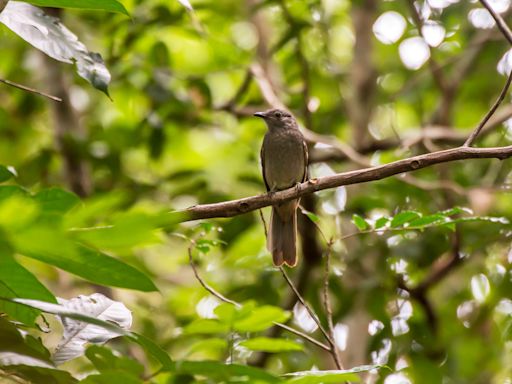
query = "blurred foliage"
xmin=1 ymin=0 xmax=512 ymax=383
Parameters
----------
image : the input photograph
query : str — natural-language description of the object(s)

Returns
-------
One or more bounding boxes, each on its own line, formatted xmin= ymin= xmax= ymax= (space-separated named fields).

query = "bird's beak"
xmin=253 ymin=111 xmax=266 ymax=118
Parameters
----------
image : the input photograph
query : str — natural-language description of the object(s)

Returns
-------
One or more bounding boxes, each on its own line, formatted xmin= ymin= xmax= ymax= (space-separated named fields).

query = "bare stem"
xmin=279 ymin=266 xmax=342 ymax=368
xmin=464 ymin=70 xmax=512 ymax=146
xmin=322 ymin=240 xmax=343 ymax=369
xmin=0 ymin=78 xmax=62 ymax=102
xmin=187 ymin=239 xmax=330 ymax=351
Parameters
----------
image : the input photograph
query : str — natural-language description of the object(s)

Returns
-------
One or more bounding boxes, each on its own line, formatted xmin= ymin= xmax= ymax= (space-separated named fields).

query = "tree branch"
xmin=175 ymin=145 xmax=512 ymax=221
xmin=479 ymin=0 xmax=512 ymax=45
xmin=464 ymin=70 xmax=512 ymax=146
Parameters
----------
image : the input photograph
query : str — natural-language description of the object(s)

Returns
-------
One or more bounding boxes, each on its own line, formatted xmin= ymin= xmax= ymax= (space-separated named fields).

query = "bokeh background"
xmin=1 ymin=0 xmax=512 ymax=383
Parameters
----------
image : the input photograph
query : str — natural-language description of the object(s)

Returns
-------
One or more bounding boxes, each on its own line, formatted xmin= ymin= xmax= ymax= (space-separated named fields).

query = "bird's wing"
xmin=260 ymin=138 xmax=270 ymax=192
xmin=302 ymin=138 xmax=309 ymax=182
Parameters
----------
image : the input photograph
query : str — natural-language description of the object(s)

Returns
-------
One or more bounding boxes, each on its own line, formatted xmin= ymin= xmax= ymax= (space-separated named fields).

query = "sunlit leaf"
xmin=233 ymin=305 xmax=290 ymax=332
xmin=390 ymin=211 xmax=421 ymax=227
xmin=239 ymin=337 xmax=303 ymax=352
xmin=374 ymin=217 xmax=389 ymax=229
xmin=34 ymin=188 xmax=80 ymax=215
xmin=183 ymin=319 xmax=229 ymax=335
xmin=284 ymin=365 xmax=381 ymax=383
xmin=352 ymin=214 xmax=369 ymax=231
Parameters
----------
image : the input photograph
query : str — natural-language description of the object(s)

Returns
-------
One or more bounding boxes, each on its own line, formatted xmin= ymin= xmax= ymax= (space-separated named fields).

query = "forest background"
xmin=1 ymin=0 xmax=512 ymax=383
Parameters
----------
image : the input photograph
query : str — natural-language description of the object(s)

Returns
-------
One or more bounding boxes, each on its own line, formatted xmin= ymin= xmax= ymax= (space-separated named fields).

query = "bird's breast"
xmin=262 ymin=130 xmax=306 ymax=191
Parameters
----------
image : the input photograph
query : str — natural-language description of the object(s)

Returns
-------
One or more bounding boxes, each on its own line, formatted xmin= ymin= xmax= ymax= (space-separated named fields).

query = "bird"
xmin=254 ymin=108 xmax=308 ymax=267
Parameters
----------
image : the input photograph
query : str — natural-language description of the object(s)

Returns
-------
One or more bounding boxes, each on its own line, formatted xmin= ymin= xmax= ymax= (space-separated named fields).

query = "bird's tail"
xmin=268 ymin=200 xmax=298 ymax=267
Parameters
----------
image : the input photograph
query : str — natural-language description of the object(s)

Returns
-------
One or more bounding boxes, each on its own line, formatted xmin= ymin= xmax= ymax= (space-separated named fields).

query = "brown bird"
xmin=254 ymin=108 xmax=308 ymax=267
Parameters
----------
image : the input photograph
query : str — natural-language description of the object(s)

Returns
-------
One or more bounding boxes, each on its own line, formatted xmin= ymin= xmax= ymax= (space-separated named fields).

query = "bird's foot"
xmin=294 ymin=182 xmax=302 ymax=195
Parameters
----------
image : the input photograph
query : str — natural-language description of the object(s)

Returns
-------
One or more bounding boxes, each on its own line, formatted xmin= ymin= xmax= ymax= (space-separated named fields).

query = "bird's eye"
xmin=274 ymin=111 xmax=282 ymax=118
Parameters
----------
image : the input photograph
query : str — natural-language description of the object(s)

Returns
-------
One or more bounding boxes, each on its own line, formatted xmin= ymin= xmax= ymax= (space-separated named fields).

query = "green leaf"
xmin=72 ymin=212 xmax=162 ymax=251
xmin=0 ymin=316 xmax=76 ymax=383
xmin=233 ymin=305 xmax=290 ymax=332
xmin=14 ymin=229 xmax=157 ymax=291
xmin=1 ymin=364 xmax=78 ymax=384
xmin=0 ymin=317 xmax=52 ymax=362
xmin=374 ymin=217 xmax=389 ymax=229
xmin=126 ymin=332 xmax=173 ymax=369
xmin=390 ymin=211 xmax=421 ymax=227
xmin=80 ymin=371 xmax=141 ymax=384
xmin=34 ymin=188 xmax=80 ymax=215
xmin=240 ymin=337 xmax=304 ymax=352
xmin=284 ymin=365 xmax=382 ymax=383
xmin=352 ymin=214 xmax=369 ymax=231
xmin=186 ymin=338 xmax=228 ymax=356
xmin=171 ymin=360 xmax=282 ymax=383
xmin=183 ymin=319 xmax=229 ymax=335
xmin=0 ymin=165 xmax=14 ymax=182
xmin=408 ymin=214 xmax=447 ymax=228
xmin=22 ymin=0 xmax=129 ymax=15
xmin=214 ymin=302 xmax=244 ymax=324
xmin=301 ymin=208 xmax=320 ymax=223
xmin=0 ymin=253 xmax=56 ymax=326
xmin=86 ymin=345 xmax=143 ymax=376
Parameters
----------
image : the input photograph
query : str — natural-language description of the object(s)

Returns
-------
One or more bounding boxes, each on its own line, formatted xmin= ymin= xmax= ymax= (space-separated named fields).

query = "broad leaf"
xmin=171 ymin=360 xmax=282 ymax=383
xmin=22 ymin=0 xmax=129 ymax=15
xmin=126 ymin=332 xmax=173 ymax=369
xmin=0 ymin=318 xmax=77 ymax=383
xmin=240 ymin=337 xmax=303 ymax=352
xmin=183 ymin=319 xmax=229 ymax=335
xmin=14 ymin=230 xmax=157 ymax=292
xmin=390 ymin=211 xmax=421 ymax=227
xmin=352 ymin=214 xmax=369 ymax=231
xmin=0 ymin=253 xmax=56 ymax=326
xmin=284 ymin=365 xmax=381 ymax=383
xmin=34 ymin=188 xmax=80 ymax=215
xmin=0 ymin=1 xmax=111 ymax=94
xmin=80 ymin=371 xmax=141 ymax=384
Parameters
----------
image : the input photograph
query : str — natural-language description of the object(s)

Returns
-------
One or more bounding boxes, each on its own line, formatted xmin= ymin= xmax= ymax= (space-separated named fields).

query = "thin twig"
xmin=279 ymin=266 xmax=331 ymax=341
xmin=188 ymin=242 xmax=240 ymax=307
xmin=270 ymin=321 xmax=330 ymax=351
xmin=322 ymin=239 xmax=343 ymax=369
xmin=0 ymin=78 xmax=62 ymax=102
xmin=187 ymin=239 xmax=330 ymax=351
xmin=479 ymin=0 xmax=512 ymax=45
xmin=464 ymin=70 xmax=512 ymax=146
xmin=258 ymin=209 xmax=268 ymax=239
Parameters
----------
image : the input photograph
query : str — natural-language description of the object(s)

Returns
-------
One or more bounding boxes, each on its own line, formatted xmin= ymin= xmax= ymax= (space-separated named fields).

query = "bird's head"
xmin=254 ymin=108 xmax=297 ymax=130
